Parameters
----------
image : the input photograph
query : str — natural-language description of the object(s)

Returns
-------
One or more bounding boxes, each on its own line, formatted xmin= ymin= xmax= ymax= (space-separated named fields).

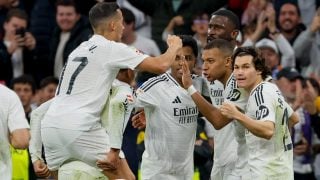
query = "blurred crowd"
xmin=1 ymin=0 xmax=320 ymax=179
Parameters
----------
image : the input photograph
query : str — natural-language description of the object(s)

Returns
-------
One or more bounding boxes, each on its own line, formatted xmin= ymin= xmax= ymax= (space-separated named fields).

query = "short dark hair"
xmin=39 ymin=76 xmax=59 ymax=89
xmin=89 ymin=2 xmax=120 ymax=30
xmin=280 ymin=2 xmax=301 ymax=17
xmin=10 ymin=75 xmax=37 ymax=94
xmin=232 ymin=47 xmax=271 ymax=80
xmin=5 ymin=8 xmax=28 ymax=22
xmin=203 ymin=38 xmax=234 ymax=57
xmin=56 ymin=0 xmax=80 ymax=14
xmin=121 ymin=8 xmax=135 ymax=24
xmin=211 ymin=9 xmax=240 ymax=30
xmin=179 ymin=35 xmax=198 ymax=57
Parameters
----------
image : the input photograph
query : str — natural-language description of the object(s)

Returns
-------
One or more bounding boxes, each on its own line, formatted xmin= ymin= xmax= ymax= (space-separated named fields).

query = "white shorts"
xmin=141 ymin=156 xmax=193 ymax=180
xmin=58 ymin=161 xmax=108 ymax=180
xmin=211 ymin=164 xmax=252 ymax=180
xmin=41 ymin=127 xmax=125 ymax=171
xmin=210 ymin=163 xmax=235 ymax=180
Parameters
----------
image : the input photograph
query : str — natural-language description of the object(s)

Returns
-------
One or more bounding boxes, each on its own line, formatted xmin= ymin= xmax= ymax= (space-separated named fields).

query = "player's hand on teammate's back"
xmin=33 ymin=160 xmax=51 ymax=178
xmin=97 ymin=149 xmax=120 ymax=171
xmin=166 ymin=34 xmax=182 ymax=51
xmin=132 ymin=110 xmax=146 ymax=129
xmin=181 ymin=59 xmax=193 ymax=89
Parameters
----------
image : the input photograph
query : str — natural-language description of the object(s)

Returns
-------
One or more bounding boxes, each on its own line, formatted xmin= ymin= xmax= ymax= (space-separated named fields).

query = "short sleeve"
xmin=254 ymin=90 xmax=276 ymax=123
xmin=110 ymin=42 xmax=149 ymax=70
xmin=135 ymin=87 xmax=159 ymax=108
xmin=8 ymin=92 xmax=29 ymax=132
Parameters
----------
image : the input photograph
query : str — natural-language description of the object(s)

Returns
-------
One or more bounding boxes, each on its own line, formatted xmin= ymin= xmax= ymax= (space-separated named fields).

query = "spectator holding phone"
xmin=0 ymin=8 xmax=36 ymax=86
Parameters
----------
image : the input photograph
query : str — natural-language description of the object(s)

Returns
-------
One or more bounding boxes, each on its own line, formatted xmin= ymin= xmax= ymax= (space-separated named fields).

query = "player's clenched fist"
xmin=166 ymin=34 xmax=182 ymax=50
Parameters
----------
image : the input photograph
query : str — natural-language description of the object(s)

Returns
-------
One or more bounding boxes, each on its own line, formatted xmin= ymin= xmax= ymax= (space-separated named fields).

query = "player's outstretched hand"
xmin=33 ymin=160 xmax=51 ymax=178
xmin=166 ymin=34 xmax=182 ymax=51
xmin=97 ymin=149 xmax=120 ymax=171
xmin=181 ymin=59 xmax=193 ymax=89
xmin=132 ymin=110 xmax=146 ymax=129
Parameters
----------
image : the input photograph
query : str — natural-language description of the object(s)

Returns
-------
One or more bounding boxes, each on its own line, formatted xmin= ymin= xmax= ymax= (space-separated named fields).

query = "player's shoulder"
xmin=112 ymin=79 xmax=131 ymax=89
xmin=226 ymin=74 xmax=237 ymax=89
xmin=253 ymin=82 xmax=278 ymax=95
xmin=0 ymin=84 xmax=12 ymax=94
xmin=112 ymin=80 xmax=133 ymax=96
xmin=88 ymin=35 xmax=129 ymax=50
xmin=138 ymin=73 xmax=170 ymax=92
xmin=0 ymin=85 xmax=18 ymax=101
xmin=249 ymin=82 xmax=279 ymax=105
xmin=191 ymin=74 xmax=206 ymax=82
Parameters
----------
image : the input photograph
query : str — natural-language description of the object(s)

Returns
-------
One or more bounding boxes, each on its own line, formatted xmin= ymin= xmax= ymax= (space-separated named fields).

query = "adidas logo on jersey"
xmin=172 ymin=96 xmax=182 ymax=103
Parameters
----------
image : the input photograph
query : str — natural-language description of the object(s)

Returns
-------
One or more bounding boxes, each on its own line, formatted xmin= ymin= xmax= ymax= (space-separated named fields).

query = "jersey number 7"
xmin=56 ymin=57 xmax=88 ymax=95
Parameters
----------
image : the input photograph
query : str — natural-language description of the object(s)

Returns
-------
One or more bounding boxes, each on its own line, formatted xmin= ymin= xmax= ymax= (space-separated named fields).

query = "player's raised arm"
xmin=136 ymin=35 xmax=182 ymax=74
xmin=181 ymin=60 xmax=232 ymax=129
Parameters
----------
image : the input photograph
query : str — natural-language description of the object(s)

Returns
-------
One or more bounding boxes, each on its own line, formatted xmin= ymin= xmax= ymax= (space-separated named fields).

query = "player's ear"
xmin=225 ymin=56 xmax=232 ymax=67
xmin=231 ymin=30 xmax=239 ymax=40
xmin=110 ymin=20 xmax=116 ymax=31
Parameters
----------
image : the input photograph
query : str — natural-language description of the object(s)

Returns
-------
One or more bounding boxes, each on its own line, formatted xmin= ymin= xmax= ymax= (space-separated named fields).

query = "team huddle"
xmin=22 ymin=2 xmax=299 ymax=180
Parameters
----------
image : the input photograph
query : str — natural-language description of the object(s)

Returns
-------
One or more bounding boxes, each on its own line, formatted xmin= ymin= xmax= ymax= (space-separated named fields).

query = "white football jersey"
xmin=101 ymin=79 xmax=135 ymax=149
xmin=224 ymin=75 xmax=249 ymax=176
xmin=0 ymin=85 xmax=29 ymax=180
xmin=42 ymin=35 xmax=148 ymax=130
xmin=208 ymin=75 xmax=248 ymax=171
xmin=135 ymin=73 xmax=198 ymax=178
xmin=245 ymin=82 xmax=293 ymax=179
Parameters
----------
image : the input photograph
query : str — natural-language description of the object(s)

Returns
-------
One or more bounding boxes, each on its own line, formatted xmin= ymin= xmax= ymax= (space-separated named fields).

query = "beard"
xmin=281 ymin=27 xmax=295 ymax=33
xmin=280 ymin=20 xmax=296 ymax=33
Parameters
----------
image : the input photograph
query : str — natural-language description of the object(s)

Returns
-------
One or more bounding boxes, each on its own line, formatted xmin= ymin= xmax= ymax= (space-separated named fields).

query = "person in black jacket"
xmin=0 ymin=8 xmax=36 ymax=86
xmin=49 ymin=0 xmax=92 ymax=78
xmin=29 ymin=0 xmax=56 ymax=86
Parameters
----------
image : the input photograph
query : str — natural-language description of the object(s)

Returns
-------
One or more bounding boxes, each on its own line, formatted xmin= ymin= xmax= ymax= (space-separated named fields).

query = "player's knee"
xmin=59 ymin=161 xmax=108 ymax=180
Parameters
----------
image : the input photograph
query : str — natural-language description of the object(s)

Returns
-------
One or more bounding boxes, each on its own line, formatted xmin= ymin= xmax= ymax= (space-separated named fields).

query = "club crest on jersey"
xmin=227 ymin=89 xmax=241 ymax=101
xmin=256 ymin=105 xmax=269 ymax=120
